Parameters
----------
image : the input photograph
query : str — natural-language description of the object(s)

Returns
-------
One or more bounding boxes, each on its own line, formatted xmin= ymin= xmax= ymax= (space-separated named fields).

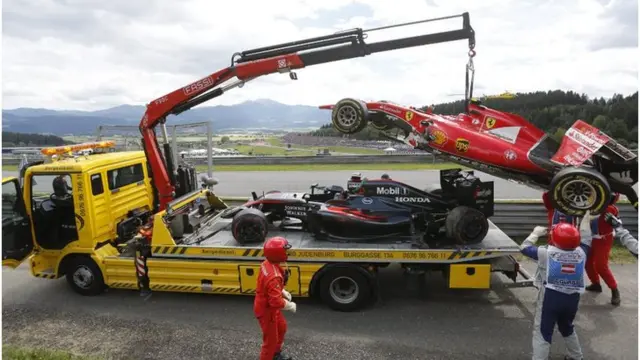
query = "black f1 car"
xmin=225 ymin=169 xmax=494 ymax=247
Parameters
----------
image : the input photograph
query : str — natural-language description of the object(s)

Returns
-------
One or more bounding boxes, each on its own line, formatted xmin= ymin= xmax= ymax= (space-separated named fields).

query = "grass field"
xmin=2 ymin=345 xmax=101 ymax=360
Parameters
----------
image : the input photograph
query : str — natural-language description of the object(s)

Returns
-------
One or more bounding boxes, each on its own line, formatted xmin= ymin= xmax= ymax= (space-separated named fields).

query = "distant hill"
xmin=1 ymin=99 xmax=328 ymax=135
xmin=2 ymin=131 xmax=73 ymax=147
xmin=310 ymin=90 xmax=639 ymax=147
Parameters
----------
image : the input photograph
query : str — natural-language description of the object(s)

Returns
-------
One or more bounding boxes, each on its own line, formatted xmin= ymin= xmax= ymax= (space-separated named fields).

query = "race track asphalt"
xmin=8 ymin=169 xmax=636 ymax=200
xmin=3 ymin=261 xmax=638 ymax=359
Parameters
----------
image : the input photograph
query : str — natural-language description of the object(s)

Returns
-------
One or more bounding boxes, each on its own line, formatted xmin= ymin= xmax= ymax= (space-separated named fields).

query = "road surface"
xmin=3 ymin=261 xmax=637 ymax=359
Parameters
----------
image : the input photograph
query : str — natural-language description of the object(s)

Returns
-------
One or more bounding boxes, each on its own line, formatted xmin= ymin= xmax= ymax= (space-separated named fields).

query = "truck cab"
xmin=2 ymin=142 xmax=154 ymax=291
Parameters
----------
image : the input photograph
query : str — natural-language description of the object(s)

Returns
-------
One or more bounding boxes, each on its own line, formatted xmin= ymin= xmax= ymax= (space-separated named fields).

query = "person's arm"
xmin=578 ymin=213 xmax=596 ymax=254
xmin=520 ymin=226 xmax=548 ymax=260
xmin=541 ymin=192 xmax=553 ymax=211
xmin=266 ymin=277 xmax=297 ymax=312
xmin=605 ymin=213 xmax=638 ymax=258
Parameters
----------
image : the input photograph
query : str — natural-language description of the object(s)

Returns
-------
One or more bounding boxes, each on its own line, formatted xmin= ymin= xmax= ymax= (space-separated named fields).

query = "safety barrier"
xmin=218 ymin=196 xmax=638 ymax=241
xmin=2 ymin=153 xmax=443 ymax=166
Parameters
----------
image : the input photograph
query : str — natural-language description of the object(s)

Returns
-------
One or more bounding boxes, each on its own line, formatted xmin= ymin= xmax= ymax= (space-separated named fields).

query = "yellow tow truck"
xmin=3 ymin=141 xmax=534 ymax=312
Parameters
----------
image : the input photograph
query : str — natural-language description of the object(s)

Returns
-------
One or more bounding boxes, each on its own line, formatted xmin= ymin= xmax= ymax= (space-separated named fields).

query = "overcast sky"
xmin=2 ymin=0 xmax=638 ymax=110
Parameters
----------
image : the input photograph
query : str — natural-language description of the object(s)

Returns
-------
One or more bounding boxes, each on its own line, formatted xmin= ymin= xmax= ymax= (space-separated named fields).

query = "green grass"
xmin=220 ymin=144 xmax=312 ymax=156
xmin=2 ymin=345 xmax=103 ymax=360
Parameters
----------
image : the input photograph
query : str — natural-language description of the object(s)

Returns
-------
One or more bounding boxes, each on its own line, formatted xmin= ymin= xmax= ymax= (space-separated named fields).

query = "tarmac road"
xmin=8 ymin=169 xmax=637 ymax=200
xmin=3 ymin=261 xmax=638 ymax=360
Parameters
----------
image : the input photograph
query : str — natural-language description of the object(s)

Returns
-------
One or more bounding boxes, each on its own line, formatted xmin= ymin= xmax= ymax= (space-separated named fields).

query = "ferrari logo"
xmin=405 ymin=111 xmax=414 ymax=122
xmin=431 ymin=129 xmax=447 ymax=146
xmin=455 ymin=138 xmax=470 ymax=153
xmin=485 ymin=117 xmax=497 ymax=129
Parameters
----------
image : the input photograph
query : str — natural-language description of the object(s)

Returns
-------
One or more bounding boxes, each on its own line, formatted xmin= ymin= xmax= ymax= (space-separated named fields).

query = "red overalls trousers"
xmin=586 ymin=206 xmax=619 ymax=289
xmin=254 ymin=260 xmax=288 ymax=360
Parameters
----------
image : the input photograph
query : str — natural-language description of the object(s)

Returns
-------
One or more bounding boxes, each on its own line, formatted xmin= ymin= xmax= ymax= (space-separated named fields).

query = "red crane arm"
xmin=140 ymin=12 xmax=476 ymax=211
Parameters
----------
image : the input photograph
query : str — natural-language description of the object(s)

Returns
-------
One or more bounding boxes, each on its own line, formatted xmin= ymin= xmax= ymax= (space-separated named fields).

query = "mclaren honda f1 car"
xmin=320 ymin=98 xmax=638 ymax=217
xmin=223 ymin=169 xmax=495 ymax=248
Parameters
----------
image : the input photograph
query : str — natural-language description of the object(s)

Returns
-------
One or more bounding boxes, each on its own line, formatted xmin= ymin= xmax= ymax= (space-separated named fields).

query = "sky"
xmin=2 ymin=0 xmax=638 ymax=111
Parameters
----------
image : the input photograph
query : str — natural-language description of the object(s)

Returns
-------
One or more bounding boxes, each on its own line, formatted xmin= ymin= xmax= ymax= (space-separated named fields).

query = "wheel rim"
xmin=463 ymin=219 xmax=484 ymax=239
xmin=336 ymin=106 xmax=358 ymax=129
xmin=73 ymin=266 xmax=94 ymax=289
xmin=329 ymin=276 xmax=359 ymax=304
xmin=561 ymin=179 xmax=597 ymax=209
xmin=238 ymin=221 xmax=264 ymax=242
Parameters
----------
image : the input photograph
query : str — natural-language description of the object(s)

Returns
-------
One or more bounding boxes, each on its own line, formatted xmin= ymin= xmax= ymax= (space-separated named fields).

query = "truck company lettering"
xmin=343 ymin=252 xmax=382 ymax=258
xmin=200 ymin=248 xmax=237 ymax=256
xmin=292 ymin=251 xmax=336 ymax=258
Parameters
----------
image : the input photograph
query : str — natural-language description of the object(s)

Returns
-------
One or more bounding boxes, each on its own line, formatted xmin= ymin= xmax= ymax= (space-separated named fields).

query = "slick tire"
xmin=331 ymin=98 xmax=370 ymax=134
xmin=65 ymin=256 xmax=106 ymax=296
xmin=549 ymin=167 xmax=611 ymax=216
xmin=318 ymin=265 xmax=373 ymax=312
xmin=445 ymin=206 xmax=489 ymax=245
xmin=231 ymin=208 xmax=268 ymax=245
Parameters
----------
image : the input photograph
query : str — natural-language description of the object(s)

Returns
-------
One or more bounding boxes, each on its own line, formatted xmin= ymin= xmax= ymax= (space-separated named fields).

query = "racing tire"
xmin=331 ymin=98 xmax=369 ymax=134
xmin=232 ymin=207 xmax=268 ymax=245
xmin=549 ymin=167 xmax=612 ymax=216
xmin=318 ymin=266 xmax=373 ymax=312
xmin=445 ymin=206 xmax=489 ymax=245
xmin=65 ymin=256 xmax=106 ymax=296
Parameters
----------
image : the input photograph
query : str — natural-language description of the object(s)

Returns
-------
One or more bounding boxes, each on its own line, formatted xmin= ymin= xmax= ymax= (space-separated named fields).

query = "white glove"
xmin=282 ymin=289 xmax=292 ymax=302
xmin=579 ymin=214 xmax=594 ymax=235
xmin=283 ymin=300 xmax=297 ymax=313
xmin=531 ymin=226 xmax=548 ymax=238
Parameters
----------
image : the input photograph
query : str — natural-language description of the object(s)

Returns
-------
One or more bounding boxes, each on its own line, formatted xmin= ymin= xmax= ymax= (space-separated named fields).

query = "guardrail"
xmin=218 ymin=196 xmax=638 ymax=240
xmin=2 ymin=154 xmax=444 ymax=166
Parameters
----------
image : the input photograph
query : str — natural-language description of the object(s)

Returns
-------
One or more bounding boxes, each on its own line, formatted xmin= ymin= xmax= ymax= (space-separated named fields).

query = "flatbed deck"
xmin=146 ymin=217 xmax=523 ymax=264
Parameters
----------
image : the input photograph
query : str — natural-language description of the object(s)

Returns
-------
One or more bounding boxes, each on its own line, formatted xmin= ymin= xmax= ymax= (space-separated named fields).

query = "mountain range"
xmin=1 ymin=99 xmax=329 ymax=135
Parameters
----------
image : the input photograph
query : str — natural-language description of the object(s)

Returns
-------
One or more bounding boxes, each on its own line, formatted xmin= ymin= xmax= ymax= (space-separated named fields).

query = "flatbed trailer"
xmin=94 ymin=213 xmax=534 ymax=311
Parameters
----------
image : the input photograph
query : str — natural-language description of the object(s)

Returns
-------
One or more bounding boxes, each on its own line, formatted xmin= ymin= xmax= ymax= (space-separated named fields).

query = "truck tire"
xmin=318 ymin=266 xmax=372 ymax=312
xmin=232 ymin=208 xmax=268 ymax=245
xmin=549 ymin=167 xmax=611 ymax=216
xmin=331 ymin=98 xmax=369 ymax=134
xmin=445 ymin=206 xmax=488 ymax=245
xmin=65 ymin=256 xmax=105 ymax=296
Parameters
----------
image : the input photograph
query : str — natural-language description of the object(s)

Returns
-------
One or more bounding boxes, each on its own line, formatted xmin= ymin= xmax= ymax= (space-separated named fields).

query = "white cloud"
xmin=2 ymin=0 xmax=638 ymax=111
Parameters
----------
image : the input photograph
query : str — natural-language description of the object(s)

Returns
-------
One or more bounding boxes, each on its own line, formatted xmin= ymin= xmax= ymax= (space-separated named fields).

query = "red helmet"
xmin=549 ymin=223 xmax=581 ymax=250
xmin=263 ymin=236 xmax=291 ymax=263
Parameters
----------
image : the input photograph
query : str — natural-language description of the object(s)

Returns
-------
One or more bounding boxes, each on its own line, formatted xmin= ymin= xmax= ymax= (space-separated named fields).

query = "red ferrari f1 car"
xmin=320 ymin=98 xmax=638 ymax=216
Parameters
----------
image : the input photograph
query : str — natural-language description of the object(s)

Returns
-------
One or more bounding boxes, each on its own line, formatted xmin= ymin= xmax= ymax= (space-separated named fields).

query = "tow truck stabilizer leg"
xmin=134 ymin=237 xmax=153 ymax=300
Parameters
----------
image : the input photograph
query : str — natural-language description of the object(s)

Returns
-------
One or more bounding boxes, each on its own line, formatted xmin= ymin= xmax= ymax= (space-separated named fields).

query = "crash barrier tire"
xmin=231 ymin=208 xmax=268 ymax=245
xmin=331 ymin=98 xmax=370 ymax=134
xmin=65 ymin=256 xmax=105 ymax=296
xmin=445 ymin=206 xmax=489 ymax=245
xmin=549 ymin=166 xmax=612 ymax=217
xmin=317 ymin=264 xmax=374 ymax=312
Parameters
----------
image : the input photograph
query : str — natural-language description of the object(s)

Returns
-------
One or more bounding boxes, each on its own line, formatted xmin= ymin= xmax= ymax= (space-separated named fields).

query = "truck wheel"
xmin=549 ymin=167 xmax=611 ymax=216
xmin=318 ymin=266 xmax=372 ymax=312
xmin=232 ymin=208 xmax=268 ymax=245
xmin=331 ymin=98 xmax=369 ymax=134
xmin=65 ymin=256 xmax=105 ymax=296
xmin=445 ymin=206 xmax=488 ymax=245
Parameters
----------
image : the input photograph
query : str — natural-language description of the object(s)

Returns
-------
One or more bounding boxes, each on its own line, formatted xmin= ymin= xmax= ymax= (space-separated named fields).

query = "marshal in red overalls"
xmin=254 ymin=237 xmax=296 ymax=360
xmin=542 ymin=192 xmax=621 ymax=306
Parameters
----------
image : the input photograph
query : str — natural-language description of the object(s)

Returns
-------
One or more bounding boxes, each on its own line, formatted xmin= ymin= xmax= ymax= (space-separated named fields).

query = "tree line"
xmin=309 ymin=90 xmax=638 ymax=148
xmin=2 ymin=131 xmax=73 ymax=147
